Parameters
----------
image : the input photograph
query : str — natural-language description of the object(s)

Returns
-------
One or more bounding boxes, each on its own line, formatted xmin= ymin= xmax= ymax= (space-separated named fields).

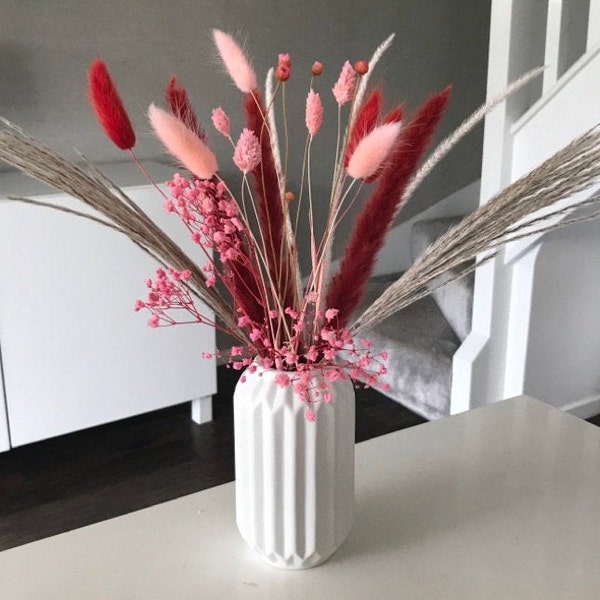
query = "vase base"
xmin=242 ymin=528 xmax=351 ymax=570
xmin=249 ymin=547 xmax=335 ymax=570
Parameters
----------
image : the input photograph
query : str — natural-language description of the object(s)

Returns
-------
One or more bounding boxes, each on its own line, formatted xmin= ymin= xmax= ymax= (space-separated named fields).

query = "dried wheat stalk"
xmin=351 ymin=127 xmax=600 ymax=334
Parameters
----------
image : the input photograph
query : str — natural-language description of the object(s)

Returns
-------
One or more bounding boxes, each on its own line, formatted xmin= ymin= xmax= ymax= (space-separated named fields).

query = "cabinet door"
xmin=0 ymin=180 xmax=216 ymax=447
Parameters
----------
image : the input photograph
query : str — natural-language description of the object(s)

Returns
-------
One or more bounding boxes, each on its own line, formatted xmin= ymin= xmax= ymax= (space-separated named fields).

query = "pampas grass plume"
xmin=213 ymin=29 xmax=257 ymax=93
xmin=148 ymin=104 xmax=218 ymax=180
xmin=347 ymin=121 xmax=402 ymax=180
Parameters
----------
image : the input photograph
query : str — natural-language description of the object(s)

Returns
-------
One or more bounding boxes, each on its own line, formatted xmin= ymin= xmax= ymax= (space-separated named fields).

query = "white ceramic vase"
xmin=233 ymin=366 xmax=355 ymax=569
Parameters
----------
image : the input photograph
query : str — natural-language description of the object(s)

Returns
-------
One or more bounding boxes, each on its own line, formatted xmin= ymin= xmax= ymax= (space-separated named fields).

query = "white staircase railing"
xmin=451 ymin=0 xmax=600 ymax=416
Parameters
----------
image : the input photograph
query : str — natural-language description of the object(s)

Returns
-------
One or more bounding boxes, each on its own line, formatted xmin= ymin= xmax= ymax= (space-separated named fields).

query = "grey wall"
xmin=0 ymin=0 xmax=490 ymax=242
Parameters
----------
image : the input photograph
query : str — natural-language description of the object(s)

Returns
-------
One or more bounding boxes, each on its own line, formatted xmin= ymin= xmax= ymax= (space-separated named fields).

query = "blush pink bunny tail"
xmin=148 ymin=104 xmax=218 ymax=180
xmin=213 ymin=29 xmax=257 ymax=93
xmin=346 ymin=121 xmax=402 ymax=180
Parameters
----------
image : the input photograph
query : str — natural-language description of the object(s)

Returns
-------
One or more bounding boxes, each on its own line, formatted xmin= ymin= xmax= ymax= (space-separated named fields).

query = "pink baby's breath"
xmin=325 ymin=308 xmax=339 ymax=321
xmin=275 ymin=372 xmax=290 ymax=387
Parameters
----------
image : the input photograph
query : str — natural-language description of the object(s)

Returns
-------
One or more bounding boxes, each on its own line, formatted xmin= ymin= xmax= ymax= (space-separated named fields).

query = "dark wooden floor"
xmin=0 ymin=367 xmax=427 ymax=551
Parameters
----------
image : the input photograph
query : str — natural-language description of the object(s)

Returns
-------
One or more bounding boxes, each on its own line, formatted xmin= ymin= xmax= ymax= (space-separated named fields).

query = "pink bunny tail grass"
xmin=344 ymin=88 xmax=382 ymax=167
xmin=165 ymin=76 xmax=205 ymax=140
xmin=213 ymin=29 xmax=257 ymax=93
xmin=305 ymin=89 xmax=323 ymax=138
xmin=233 ymin=127 xmax=261 ymax=173
xmin=346 ymin=121 xmax=402 ymax=180
xmin=88 ymin=59 xmax=136 ymax=150
xmin=326 ymin=86 xmax=451 ymax=326
xmin=362 ymin=104 xmax=404 ymax=184
xmin=243 ymin=90 xmax=295 ymax=312
xmin=332 ymin=61 xmax=356 ymax=106
xmin=148 ymin=104 xmax=218 ymax=180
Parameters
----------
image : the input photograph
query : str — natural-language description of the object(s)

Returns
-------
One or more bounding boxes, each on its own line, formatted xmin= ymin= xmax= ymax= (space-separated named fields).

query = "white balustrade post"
xmin=589 ymin=0 xmax=600 ymax=49
xmin=543 ymin=0 xmax=564 ymax=92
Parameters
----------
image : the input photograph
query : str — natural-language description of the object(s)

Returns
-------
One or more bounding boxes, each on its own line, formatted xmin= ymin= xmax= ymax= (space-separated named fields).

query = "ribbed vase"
xmin=233 ymin=366 xmax=355 ymax=569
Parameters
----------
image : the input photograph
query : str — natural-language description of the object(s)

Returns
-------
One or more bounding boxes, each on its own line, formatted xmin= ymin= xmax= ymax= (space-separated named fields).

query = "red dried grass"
xmin=382 ymin=105 xmax=404 ymax=124
xmin=326 ymin=86 xmax=452 ymax=326
xmin=88 ymin=59 xmax=136 ymax=150
xmin=165 ymin=76 xmax=205 ymax=140
xmin=343 ymin=88 xmax=382 ymax=167
xmin=243 ymin=90 xmax=295 ymax=312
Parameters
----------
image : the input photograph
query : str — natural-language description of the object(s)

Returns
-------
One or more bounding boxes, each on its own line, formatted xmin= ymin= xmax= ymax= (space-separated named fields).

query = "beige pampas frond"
xmin=402 ymin=66 xmax=545 ymax=205
xmin=351 ymin=126 xmax=600 ymax=334
xmin=353 ymin=33 xmax=395 ymax=119
xmin=0 ymin=119 xmax=246 ymax=341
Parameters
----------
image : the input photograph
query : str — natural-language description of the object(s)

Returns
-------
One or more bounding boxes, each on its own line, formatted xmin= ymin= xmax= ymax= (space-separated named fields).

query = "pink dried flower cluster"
xmin=134 ymin=267 xmax=203 ymax=328
xmin=164 ymin=174 xmax=248 ymax=279
xmin=85 ymin=31 xmax=452 ymax=419
xmin=136 ymin=270 xmax=389 ymax=419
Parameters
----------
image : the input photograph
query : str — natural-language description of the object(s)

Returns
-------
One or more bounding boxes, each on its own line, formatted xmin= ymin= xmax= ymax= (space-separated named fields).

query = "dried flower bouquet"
xmin=1 ymin=32 xmax=600 ymax=419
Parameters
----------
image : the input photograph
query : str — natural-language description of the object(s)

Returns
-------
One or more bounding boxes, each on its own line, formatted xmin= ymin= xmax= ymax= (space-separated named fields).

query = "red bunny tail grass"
xmin=326 ymin=86 xmax=451 ymax=326
xmin=165 ymin=76 xmax=205 ymax=140
xmin=88 ymin=59 xmax=136 ymax=150
xmin=243 ymin=90 xmax=295 ymax=311
xmin=382 ymin=104 xmax=404 ymax=124
xmin=343 ymin=88 xmax=382 ymax=168
xmin=228 ymin=254 xmax=266 ymax=325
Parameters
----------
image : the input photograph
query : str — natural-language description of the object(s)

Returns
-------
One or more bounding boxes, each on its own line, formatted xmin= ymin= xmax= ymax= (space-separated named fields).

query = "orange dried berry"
xmin=311 ymin=61 xmax=323 ymax=76
xmin=284 ymin=191 xmax=295 ymax=203
xmin=354 ymin=60 xmax=369 ymax=76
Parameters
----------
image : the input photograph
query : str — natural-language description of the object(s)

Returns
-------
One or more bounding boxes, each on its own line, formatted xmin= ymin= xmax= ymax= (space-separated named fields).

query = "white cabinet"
xmin=0 ymin=397 xmax=9 ymax=452
xmin=0 ymin=165 xmax=217 ymax=448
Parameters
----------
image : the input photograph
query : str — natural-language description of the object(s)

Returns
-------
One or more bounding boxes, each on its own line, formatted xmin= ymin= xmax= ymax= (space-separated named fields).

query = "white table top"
xmin=1 ymin=396 xmax=600 ymax=599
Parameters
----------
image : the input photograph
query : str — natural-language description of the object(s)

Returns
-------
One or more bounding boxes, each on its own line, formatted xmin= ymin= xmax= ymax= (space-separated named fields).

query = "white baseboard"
xmin=562 ymin=394 xmax=600 ymax=420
